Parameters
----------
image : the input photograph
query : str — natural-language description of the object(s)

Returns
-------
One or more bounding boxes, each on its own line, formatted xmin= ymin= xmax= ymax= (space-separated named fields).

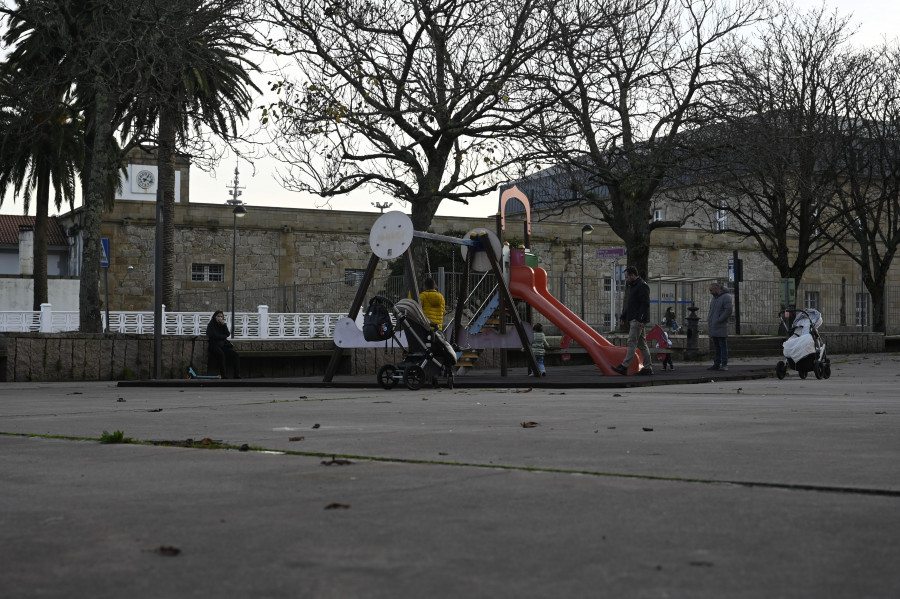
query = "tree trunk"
xmin=158 ymin=108 xmax=178 ymax=308
xmin=32 ymin=170 xmax=50 ymax=311
xmin=79 ymin=90 xmax=114 ymax=333
xmin=864 ymin=273 xmax=886 ymax=334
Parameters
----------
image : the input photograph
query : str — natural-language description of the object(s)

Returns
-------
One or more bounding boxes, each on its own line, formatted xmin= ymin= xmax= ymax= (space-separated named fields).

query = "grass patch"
xmin=99 ymin=429 xmax=131 ymax=444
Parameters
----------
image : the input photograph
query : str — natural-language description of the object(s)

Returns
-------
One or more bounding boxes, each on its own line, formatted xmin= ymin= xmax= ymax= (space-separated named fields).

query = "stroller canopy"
xmin=791 ymin=309 xmax=823 ymax=332
xmin=394 ymin=298 xmax=433 ymax=330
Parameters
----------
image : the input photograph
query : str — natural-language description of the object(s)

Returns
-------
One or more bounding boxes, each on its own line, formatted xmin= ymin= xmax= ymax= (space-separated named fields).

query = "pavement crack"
xmin=4 ymin=431 xmax=898 ymax=499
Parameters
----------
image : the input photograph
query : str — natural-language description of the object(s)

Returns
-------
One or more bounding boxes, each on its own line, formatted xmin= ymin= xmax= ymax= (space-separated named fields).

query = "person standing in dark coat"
xmin=612 ymin=266 xmax=653 ymax=376
xmin=206 ymin=310 xmax=241 ymax=378
xmin=707 ymin=283 xmax=733 ymax=371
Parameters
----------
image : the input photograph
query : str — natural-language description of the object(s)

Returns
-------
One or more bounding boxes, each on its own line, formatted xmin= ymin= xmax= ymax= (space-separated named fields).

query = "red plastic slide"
xmin=509 ymin=265 xmax=643 ymax=375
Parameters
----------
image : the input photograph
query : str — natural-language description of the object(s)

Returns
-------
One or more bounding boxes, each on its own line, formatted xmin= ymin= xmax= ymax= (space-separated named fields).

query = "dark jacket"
xmin=621 ymin=277 xmax=650 ymax=323
xmin=206 ymin=319 xmax=232 ymax=349
xmin=707 ymin=290 xmax=733 ymax=337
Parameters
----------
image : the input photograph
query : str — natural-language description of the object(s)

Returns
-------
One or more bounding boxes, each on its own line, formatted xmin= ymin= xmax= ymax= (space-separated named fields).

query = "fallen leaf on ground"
xmin=515 ymin=388 xmax=533 ymax=393
xmin=289 ymin=436 xmax=305 ymax=442
xmin=642 ymin=427 xmax=654 ymax=432
xmin=312 ymin=423 xmax=321 ymax=429
xmin=322 ymin=456 xmax=353 ymax=466
xmin=325 ymin=503 xmax=351 ymax=510
xmin=521 ymin=421 xmax=540 ymax=428
xmin=155 ymin=546 xmax=181 ymax=556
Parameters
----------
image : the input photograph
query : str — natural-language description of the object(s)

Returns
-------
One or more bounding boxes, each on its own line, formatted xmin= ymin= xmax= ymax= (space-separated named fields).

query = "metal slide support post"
xmin=323 ymin=253 xmax=381 ymax=382
xmin=478 ymin=233 xmax=539 ymax=377
xmin=451 ymin=250 xmax=473 ymax=346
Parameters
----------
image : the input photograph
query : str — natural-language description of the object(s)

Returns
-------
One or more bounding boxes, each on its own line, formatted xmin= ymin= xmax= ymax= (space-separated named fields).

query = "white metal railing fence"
xmin=0 ymin=304 xmax=345 ymax=339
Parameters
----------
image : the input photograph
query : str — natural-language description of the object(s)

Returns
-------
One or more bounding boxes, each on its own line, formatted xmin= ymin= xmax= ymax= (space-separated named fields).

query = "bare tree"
xmin=264 ymin=0 xmax=555 ymax=238
xmin=820 ymin=46 xmax=900 ymax=333
xmin=694 ymin=2 xmax=855 ymax=287
xmin=529 ymin=0 xmax=763 ymax=278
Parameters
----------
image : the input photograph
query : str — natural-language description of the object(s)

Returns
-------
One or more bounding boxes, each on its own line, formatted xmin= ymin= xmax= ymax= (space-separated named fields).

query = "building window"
xmin=715 ymin=201 xmax=728 ymax=231
xmin=344 ymin=269 xmax=366 ymax=286
xmin=804 ymin=291 xmax=819 ymax=311
xmin=856 ymin=293 xmax=870 ymax=327
xmin=653 ymin=209 xmax=663 ymax=222
xmin=192 ymin=263 xmax=224 ymax=282
xmin=603 ymin=277 xmax=622 ymax=293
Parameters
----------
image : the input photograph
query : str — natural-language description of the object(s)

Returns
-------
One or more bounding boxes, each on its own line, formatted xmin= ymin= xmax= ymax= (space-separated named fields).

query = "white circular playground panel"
xmin=461 ymin=228 xmax=502 ymax=272
xmin=370 ymin=211 xmax=414 ymax=260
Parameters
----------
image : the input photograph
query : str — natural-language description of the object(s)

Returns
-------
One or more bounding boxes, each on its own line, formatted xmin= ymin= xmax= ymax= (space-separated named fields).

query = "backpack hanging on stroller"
xmin=363 ymin=296 xmax=395 ymax=342
xmin=377 ymin=299 xmax=458 ymax=391
xmin=776 ymin=308 xmax=831 ymax=380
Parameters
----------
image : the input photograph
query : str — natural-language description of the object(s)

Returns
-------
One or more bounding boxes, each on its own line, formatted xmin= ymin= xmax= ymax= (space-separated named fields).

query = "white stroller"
xmin=776 ymin=309 xmax=831 ymax=380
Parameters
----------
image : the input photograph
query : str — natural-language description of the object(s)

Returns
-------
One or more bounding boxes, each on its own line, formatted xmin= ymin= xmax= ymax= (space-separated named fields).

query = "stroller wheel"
xmin=377 ymin=364 xmax=398 ymax=389
xmin=776 ymin=361 xmax=787 ymax=380
xmin=799 ymin=370 xmax=808 ymax=379
xmin=403 ymin=365 xmax=425 ymax=391
xmin=814 ymin=361 xmax=824 ymax=380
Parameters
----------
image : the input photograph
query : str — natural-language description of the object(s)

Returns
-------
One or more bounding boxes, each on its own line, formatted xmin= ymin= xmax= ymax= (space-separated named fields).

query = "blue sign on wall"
xmin=100 ymin=238 xmax=110 ymax=268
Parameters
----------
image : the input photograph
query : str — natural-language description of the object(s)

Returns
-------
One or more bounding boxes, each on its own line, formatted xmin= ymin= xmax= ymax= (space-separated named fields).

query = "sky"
xmin=1 ymin=0 xmax=898 ymax=220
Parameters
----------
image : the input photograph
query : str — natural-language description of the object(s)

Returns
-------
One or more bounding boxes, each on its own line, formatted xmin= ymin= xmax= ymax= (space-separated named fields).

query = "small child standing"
xmin=656 ymin=328 xmax=674 ymax=371
xmin=530 ymin=323 xmax=549 ymax=376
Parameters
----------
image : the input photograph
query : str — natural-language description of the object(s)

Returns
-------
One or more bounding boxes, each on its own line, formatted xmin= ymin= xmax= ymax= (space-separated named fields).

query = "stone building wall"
xmin=70 ymin=198 xmax=877 ymax=315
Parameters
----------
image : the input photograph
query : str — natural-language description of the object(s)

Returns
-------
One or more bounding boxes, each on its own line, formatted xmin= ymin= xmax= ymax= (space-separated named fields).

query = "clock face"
xmin=137 ymin=169 xmax=155 ymax=189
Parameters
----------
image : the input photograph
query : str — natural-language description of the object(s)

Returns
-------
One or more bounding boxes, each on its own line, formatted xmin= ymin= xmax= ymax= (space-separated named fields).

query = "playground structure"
xmin=323 ymin=187 xmax=641 ymax=382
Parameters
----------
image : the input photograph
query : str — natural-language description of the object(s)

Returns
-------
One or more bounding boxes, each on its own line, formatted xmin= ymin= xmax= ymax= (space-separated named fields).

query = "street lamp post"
xmin=581 ymin=224 xmax=593 ymax=320
xmin=227 ymin=166 xmax=246 ymax=339
xmin=372 ymin=201 xmax=392 ymax=213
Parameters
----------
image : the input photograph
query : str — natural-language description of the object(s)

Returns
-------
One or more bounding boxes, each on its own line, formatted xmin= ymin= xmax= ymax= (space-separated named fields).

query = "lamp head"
xmin=582 ymin=224 xmax=594 ymax=234
xmin=233 ymin=204 xmax=247 ymax=217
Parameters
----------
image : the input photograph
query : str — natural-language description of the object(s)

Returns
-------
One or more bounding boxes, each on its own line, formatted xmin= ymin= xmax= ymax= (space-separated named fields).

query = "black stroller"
xmin=776 ymin=308 xmax=831 ymax=380
xmin=377 ymin=299 xmax=458 ymax=390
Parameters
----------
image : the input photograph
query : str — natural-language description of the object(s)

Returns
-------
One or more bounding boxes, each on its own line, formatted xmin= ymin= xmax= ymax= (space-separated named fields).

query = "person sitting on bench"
xmin=206 ymin=310 xmax=241 ymax=379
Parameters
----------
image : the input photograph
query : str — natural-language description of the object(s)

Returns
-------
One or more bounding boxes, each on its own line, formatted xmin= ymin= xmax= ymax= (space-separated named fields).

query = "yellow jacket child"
xmin=419 ymin=277 xmax=445 ymax=328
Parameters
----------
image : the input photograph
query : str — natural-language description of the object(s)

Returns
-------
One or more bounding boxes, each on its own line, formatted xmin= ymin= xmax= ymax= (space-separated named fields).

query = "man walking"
xmin=707 ymin=282 xmax=733 ymax=371
xmin=612 ymin=266 xmax=653 ymax=376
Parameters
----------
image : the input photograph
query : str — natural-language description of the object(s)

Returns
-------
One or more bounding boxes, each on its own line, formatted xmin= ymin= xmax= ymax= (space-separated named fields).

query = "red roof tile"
xmin=0 ymin=215 xmax=70 ymax=246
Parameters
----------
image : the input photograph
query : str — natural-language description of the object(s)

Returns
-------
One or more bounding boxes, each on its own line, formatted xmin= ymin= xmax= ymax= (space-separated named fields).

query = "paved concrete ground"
xmin=1 ymin=353 xmax=898 ymax=598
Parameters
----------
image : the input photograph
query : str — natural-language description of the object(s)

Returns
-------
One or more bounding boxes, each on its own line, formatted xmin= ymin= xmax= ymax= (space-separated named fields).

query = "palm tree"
xmin=121 ymin=0 xmax=259 ymax=308
xmin=0 ymin=78 xmax=83 ymax=311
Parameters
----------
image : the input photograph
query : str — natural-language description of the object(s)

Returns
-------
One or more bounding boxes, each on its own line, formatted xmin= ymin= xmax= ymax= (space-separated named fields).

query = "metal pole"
xmin=103 ymin=267 xmax=110 ymax=333
xmin=153 ymin=189 xmax=163 ymax=379
xmin=231 ymin=211 xmax=237 ymax=338
xmin=580 ymin=224 xmax=592 ymax=321
xmin=581 ymin=232 xmax=585 ymax=320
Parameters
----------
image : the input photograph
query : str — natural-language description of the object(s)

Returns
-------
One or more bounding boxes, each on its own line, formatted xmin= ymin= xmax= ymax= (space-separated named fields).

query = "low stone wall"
xmin=0 ymin=333 xmax=354 ymax=382
xmin=0 ymin=331 xmax=886 ymax=383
